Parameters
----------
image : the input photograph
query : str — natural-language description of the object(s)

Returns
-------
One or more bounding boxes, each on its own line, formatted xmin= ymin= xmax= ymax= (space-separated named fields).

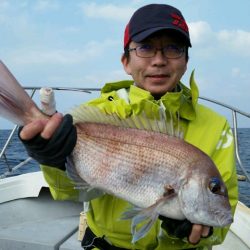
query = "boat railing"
xmin=0 ymin=87 xmax=250 ymax=183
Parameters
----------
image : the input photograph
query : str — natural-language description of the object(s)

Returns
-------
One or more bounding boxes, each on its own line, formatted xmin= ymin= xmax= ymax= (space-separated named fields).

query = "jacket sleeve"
xmin=40 ymin=165 xmax=80 ymax=201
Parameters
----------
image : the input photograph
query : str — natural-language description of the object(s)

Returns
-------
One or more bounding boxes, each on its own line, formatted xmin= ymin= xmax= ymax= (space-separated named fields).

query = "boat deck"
xmin=0 ymin=184 xmax=83 ymax=250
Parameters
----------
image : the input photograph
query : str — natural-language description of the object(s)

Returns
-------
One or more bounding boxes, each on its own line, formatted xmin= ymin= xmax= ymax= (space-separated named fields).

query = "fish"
xmin=0 ymin=60 xmax=233 ymax=243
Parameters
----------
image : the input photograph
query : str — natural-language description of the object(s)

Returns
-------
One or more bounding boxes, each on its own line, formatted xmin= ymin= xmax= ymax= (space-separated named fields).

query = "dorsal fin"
xmin=69 ymin=104 xmax=183 ymax=139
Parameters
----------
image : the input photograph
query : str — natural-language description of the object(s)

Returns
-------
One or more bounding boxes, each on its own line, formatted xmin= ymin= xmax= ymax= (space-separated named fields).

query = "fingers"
xmin=188 ymin=224 xmax=202 ymax=244
xmin=20 ymin=119 xmax=48 ymax=140
xmin=188 ymin=224 xmax=211 ymax=245
xmin=40 ymin=113 xmax=63 ymax=139
xmin=201 ymin=226 xmax=211 ymax=237
xmin=20 ymin=113 xmax=63 ymax=140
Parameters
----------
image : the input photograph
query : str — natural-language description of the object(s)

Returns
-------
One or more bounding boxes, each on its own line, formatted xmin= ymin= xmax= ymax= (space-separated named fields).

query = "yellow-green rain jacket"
xmin=41 ymin=73 xmax=238 ymax=250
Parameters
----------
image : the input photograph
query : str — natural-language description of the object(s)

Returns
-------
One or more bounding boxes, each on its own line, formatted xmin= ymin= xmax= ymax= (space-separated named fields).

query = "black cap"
xmin=124 ymin=4 xmax=191 ymax=48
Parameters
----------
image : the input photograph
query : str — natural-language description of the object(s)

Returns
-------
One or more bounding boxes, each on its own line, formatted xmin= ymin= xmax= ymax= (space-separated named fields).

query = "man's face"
xmin=122 ymin=33 xmax=188 ymax=98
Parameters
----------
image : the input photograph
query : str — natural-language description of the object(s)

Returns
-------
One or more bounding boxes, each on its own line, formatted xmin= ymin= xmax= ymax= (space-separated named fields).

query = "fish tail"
xmin=0 ymin=61 xmax=42 ymax=126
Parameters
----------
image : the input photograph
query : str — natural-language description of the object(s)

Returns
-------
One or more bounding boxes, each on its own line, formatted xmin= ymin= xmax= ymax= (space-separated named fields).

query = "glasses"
xmin=127 ymin=44 xmax=185 ymax=59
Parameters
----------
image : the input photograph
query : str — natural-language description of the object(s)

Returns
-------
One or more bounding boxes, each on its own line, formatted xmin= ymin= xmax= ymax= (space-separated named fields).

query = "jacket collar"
xmin=101 ymin=71 xmax=198 ymax=121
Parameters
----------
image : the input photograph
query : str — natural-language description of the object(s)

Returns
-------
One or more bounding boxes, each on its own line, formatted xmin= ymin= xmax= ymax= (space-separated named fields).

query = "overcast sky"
xmin=0 ymin=0 xmax=250 ymax=128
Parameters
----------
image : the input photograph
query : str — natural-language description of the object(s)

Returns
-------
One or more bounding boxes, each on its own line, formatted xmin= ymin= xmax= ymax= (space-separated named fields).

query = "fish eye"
xmin=209 ymin=177 xmax=222 ymax=194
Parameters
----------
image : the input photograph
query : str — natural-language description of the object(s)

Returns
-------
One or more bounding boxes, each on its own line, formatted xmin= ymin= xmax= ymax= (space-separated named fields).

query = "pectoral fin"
xmin=121 ymin=188 xmax=176 ymax=243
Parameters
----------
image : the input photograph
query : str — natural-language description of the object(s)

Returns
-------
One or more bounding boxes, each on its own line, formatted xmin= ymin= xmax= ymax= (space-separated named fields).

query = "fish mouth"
xmin=222 ymin=216 xmax=233 ymax=226
xmin=216 ymin=212 xmax=233 ymax=227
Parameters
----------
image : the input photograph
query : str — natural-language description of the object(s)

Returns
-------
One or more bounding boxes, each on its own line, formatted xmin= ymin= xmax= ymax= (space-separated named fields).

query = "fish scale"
xmin=71 ymin=123 xmax=191 ymax=207
xmin=73 ymin=125 xmax=180 ymax=205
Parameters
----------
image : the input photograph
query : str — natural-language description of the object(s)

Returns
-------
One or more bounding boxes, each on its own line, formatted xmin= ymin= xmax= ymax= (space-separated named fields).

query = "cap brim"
xmin=132 ymin=26 xmax=192 ymax=47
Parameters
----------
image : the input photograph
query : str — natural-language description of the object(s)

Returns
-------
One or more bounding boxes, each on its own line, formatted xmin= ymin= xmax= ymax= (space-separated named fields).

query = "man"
xmin=20 ymin=4 xmax=238 ymax=250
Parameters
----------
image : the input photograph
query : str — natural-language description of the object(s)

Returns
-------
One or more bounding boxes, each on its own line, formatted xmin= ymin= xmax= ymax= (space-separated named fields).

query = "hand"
xmin=159 ymin=216 xmax=213 ymax=245
xmin=19 ymin=112 xmax=63 ymax=140
xmin=19 ymin=113 xmax=77 ymax=170
xmin=188 ymin=224 xmax=212 ymax=245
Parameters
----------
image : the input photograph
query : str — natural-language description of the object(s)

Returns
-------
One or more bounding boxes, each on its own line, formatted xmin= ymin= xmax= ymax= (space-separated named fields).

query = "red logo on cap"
xmin=171 ymin=13 xmax=188 ymax=33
